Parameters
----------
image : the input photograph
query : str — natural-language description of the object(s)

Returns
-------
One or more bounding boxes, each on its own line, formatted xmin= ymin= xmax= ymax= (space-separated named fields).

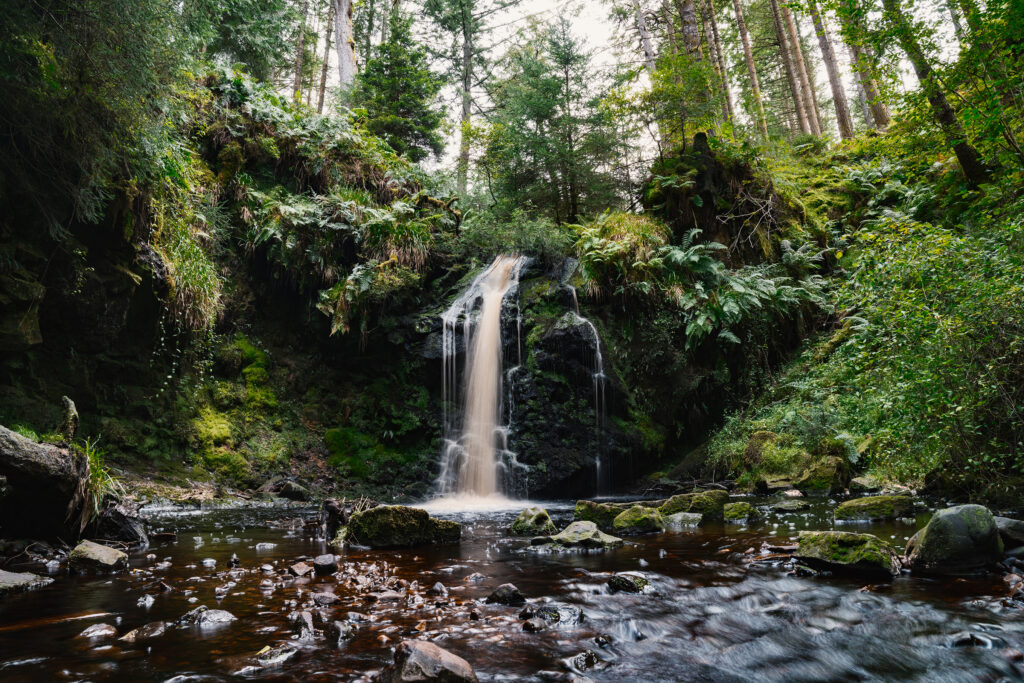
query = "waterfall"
xmin=437 ymin=254 xmax=529 ymax=498
xmin=568 ymin=286 xmax=608 ymax=494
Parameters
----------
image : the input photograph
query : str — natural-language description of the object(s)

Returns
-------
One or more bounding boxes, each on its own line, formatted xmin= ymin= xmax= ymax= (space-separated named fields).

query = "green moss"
xmin=724 ymin=501 xmax=759 ymax=522
xmin=339 ymin=505 xmax=458 ymax=548
xmin=510 ymin=506 xmax=557 ymax=536
xmin=794 ymin=456 xmax=850 ymax=494
xmin=835 ymin=495 xmax=914 ymax=521
xmin=612 ymin=505 xmax=665 ymax=534
xmin=796 ymin=530 xmax=899 ymax=577
xmin=657 ymin=490 xmax=729 ymax=521
xmin=574 ymin=500 xmax=620 ymax=529
xmin=194 ymin=406 xmax=232 ymax=450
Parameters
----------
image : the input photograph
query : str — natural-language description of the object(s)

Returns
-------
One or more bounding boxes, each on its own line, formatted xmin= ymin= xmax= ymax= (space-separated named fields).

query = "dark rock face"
xmin=278 ymin=480 xmax=311 ymax=501
xmin=379 ymin=640 xmax=479 ymax=683
xmin=995 ymin=517 xmax=1024 ymax=549
xmin=905 ymin=505 xmax=1004 ymax=575
xmin=88 ymin=502 xmax=148 ymax=547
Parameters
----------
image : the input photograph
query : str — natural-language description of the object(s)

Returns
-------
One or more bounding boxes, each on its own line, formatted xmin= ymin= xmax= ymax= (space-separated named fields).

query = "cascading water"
xmin=437 ymin=254 xmax=529 ymax=500
xmin=568 ymin=285 xmax=608 ymax=493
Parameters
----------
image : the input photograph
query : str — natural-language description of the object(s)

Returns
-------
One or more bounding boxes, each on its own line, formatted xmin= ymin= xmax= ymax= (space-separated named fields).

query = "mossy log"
xmin=0 ymin=425 xmax=89 ymax=540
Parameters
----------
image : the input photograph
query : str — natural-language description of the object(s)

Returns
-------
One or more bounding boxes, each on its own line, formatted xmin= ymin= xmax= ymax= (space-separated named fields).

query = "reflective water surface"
xmin=1 ymin=497 xmax=1022 ymax=681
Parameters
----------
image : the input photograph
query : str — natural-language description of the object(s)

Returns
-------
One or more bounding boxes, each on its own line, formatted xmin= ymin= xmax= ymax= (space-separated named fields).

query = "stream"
xmin=1 ymin=496 xmax=1023 ymax=681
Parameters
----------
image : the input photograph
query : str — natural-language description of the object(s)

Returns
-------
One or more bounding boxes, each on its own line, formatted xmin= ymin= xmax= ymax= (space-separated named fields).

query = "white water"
xmin=569 ymin=286 xmax=608 ymax=492
xmin=437 ymin=255 xmax=529 ymax=500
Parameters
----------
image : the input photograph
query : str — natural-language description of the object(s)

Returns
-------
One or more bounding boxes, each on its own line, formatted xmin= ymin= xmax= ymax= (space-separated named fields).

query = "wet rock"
xmin=665 ymin=512 xmax=703 ymax=529
xmin=563 ymin=649 xmax=607 ymax=673
xmin=289 ymin=610 xmax=316 ymax=640
xmin=88 ymin=501 xmax=147 ymax=547
xmin=905 ymin=504 xmax=1003 ymax=575
xmin=782 ymin=489 xmax=804 ymax=498
xmin=379 ymin=640 xmax=479 ymax=683
xmin=948 ymin=631 xmax=1006 ymax=649
xmin=772 ymin=499 xmax=810 ymax=512
xmin=796 ymin=531 xmax=901 ymax=578
xmin=427 ymin=582 xmax=448 ymax=596
xmin=177 ymin=605 xmax=210 ymax=625
xmin=238 ymin=644 xmax=299 ymax=673
xmin=337 ymin=505 xmax=461 ymax=548
xmin=323 ymin=619 xmax=355 ymax=644
xmin=545 ymin=521 xmax=623 ymax=549
xmin=197 ymin=609 xmax=236 ymax=626
xmin=77 ymin=623 xmax=117 ymax=639
xmin=69 ymin=540 xmax=128 ymax=572
xmin=313 ymin=592 xmax=340 ymax=606
xmin=724 ymin=501 xmax=760 ymax=523
xmin=995 ymin=517 xmax=1024 ymax=550
xmin=486 ymin=583 xmax=526 ymax=606
xmin=534 ymin=604 xmax=584 ymax=626
xmin=612 ymin=505 xmax=665 ymax=535
xmin=510 ymin=506 xmax=557 ymax=536
xmin=754 ymin=477 xmax=794 ymax=494
xmin=794 ymin=456 xmax=850 ymax=495
xmin=119 ymin=621 xmax=168 ymax=643
xmin=607 ymin=574 xmax=649 ymax=593
xmin=573 ymin=500 xmax=620 ymax=529
xmin=849 ymin=475 xmax=883 ymax=494
xmin=523 ymin=618 xmax=547 ymax=632
xmin=289 ymin=561 xmax=313 ymax=577
xmin=278 ymin=480 xmax=311 ymax=502
xmin=835 ymin=495 xmax=915 ymax=522
xmin=464 ymin=572 xmax=486 ymax=582
xmin=313 ymin=554 xmax=338 ymax=576
xmin=657 ymin=490 xmax=729 ymax=521
xmin=0 ymin=569 xmax=53 ymax=596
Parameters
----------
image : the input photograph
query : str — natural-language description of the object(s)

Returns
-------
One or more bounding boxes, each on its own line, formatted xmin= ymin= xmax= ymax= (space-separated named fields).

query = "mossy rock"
xmin=743 ymin=431 xmax=778 ymax=466
xmin=657 ymin=490 xmax=729 ymax=521
xmin=904 ymin=504 xmax=1003 ymax=575
xmin=337 ymin=505 xmax=461 ymax=548
xmin=796 ymin=531 xmax=900 ymax=578
xmin=510 ymin=507 xmax=557 ymax=536
xmin=545 ymin=521 xmax=623 ymax=549
xmin=574 ymin=500 xmax=620 ymax=529
xmin=835 ymin=495 xmax=915 ymax=522
xmin=665 ymin=512 xmax=703 ymax=528
xmin=607 ymin=574 xmax=649 ymax=593
xmin=849 ymin=475 xmax=883 ymax=494
xmin=794 ymin=456 xmax=850 ymax=495
xmin=612 ymin=505 xmax=665 ymax=535
xmin=772 ymin=499 xmax=810 ymax=512
xmin=724 ymin=501 xmax=760 ymax=522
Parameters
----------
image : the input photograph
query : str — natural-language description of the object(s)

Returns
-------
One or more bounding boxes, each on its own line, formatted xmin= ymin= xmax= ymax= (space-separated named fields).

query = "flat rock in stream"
xmin=69 ymin=540 xmax=128 ymax=572
xmin=657 ymin=490 xmax=729 ymax=521
xmin=379 ymin=640 xmax=479 ymax=683
xmin=835 ymin=495 xmax=915 ymax=522
xmin=0 ymin=569 xmax=53 ymax=596
xmin=796 ymin=531 xmax=901 ymax=578
xmin=119 ymin=621 xmax=168 ymax=643
xmin=537 ymin=521 xmax=623 ymax=549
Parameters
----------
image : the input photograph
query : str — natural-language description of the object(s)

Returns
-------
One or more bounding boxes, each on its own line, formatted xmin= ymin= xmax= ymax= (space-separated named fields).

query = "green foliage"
xmin=454 ymin=208 xmax=575 ymax=267
xmin=182 ymin=0 xmax=296 ymax=81
xmin=79 ymin=438 xmax=126 ymax=520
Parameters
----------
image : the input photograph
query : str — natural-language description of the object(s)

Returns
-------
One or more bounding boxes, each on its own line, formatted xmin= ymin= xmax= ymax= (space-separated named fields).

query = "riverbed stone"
xmin=835 ymin=495 xmax=915 ymax=522
xmin=772 ymin=499 xmax=810 ymax=512
xmin=197 ymin=609 xmax=237 ymax=626
xmin=119 ymin=620 xmax=168 ymax=643
xmin=0 ymin=569 xmax=53 ymax=596
xmin=796 ymin=531 xmax=901 ymax=577
xmin=995 ymin=517 xmax=1024 ymax=549
xmin=77 ymin=623 xmax=117 ymax=639
xmin=486 ymin=583 xmax=526 ymax=606
xmin=314 ymin=554 xmax=338 ymax=575
xmin=278 ymin=480 xmax=311 ymax=501
xmin=510 ymin=506 xmax=557 ymax=536
xmin=545 ymin=521 xmax=623 ymax=549
xmin=849 ymin=475 xmax=883 ymax=493
xmin=905 ymin=504 xmax=1003 ymax=575
xmin=612 ymin=505 xmax=665 ymax=535
xmin=794 ymin=456 xmax=850 ymax=495
xmin=665 ymin=511 xmax=704 ymax=529
xmin=657 ymin=490 xmax=729 ymax=521
xmin=607 ymin=573 xmax=649 ymax=593
xmin=69 ymin=540 xmax=128 ymax=572
xmin=724 ymin=501 xmax=760 ymax=523
xmin=338 ymin=506 xmax=461 ymax=548
xmin=379 ymin=640 xmax=479 ymax=683
xmin=573 ymin=500 xmax=620 ymax=529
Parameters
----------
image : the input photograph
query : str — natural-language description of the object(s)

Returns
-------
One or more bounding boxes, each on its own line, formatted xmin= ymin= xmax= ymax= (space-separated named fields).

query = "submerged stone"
xmin=336 ymin=505 xmax=461 ymax=548
xmin=510 ymin=506 xmax=557 ymax=536
xmin=724 ymin=501 xmax=760 ymax=523
xmin=657 ymin=490 xmax=729 ymax=521
xmin=545 ymin=521 xmax=623 ymax=549
xmin=69 ymin=540 xmax=128 ymax=572
xmin=379 ymin=640 xmax=479 ymax=683
xmin=773 ymin=499 xmax=810 ymax=512
xmin=905 ymin=504 xmax=1003 ymax=575
xmin=612 ymin=505 xmax=665 ymax=535
xmin=849 ymin=475 xmax=883 ymax=493
xmin=119 ymin=621 xmax=168 ymax=643
xmin=835 ymin=495 xmax=915 ymax=522
xmin=794 ymin=456 xmax=850 ymax=495
xmin=796 ymin=531 xmax=901 ymax=578
xmin=573 ymin=500 xmax=620 ymax=529
xmin=77 ymin=623 xmax=117 ymax=639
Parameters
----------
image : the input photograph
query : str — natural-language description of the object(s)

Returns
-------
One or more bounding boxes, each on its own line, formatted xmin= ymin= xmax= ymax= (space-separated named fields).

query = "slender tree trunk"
xmin=849 ymin=40 xmax=890 ymax=128
xmin=662 ymin=0 xmax=679 ymax=53
xmin=633 ymin=0 xmax=659 ymax=73
xmin=808 ymin=0 xmax=854 ymax=139
xmin=731 ymin=0 xmax=768 ymax=135
xmin=782 ymin=5 xmax=822 ymax=135
xmin=881 ymin=0 xmax=990 ymax=185
xmin=769 ymin=0 xmax=809 ymax=133
xmin=849 ymin=44 xmax=872 ymax=127
xmin=317 ymin=0 xmax=335 ymax=113
xmin=362 ymin=0 xmax=376 ymax=66
xmin=456 ymin=27 xmax=473 ymax=195
xmin=293 ymin=0 xmax=309 ymax=103
xmin=701 ymin=0 xmax=734 ymax=122
xmin=334 ymin=0 xmax=357 ymax=93
xmin=947 ymin=0 xmax=966 ymax=42
xmin=676 ymin=0 xmax=704 ymax=59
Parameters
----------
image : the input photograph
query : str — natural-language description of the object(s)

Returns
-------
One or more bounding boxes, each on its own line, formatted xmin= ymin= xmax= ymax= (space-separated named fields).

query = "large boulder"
xmin=0 ymin=569 xmax=53 ymax=597
xmin=509 ymin=507 xmax=557 ymax=536
xmin=69 ymin=540 xmax=128 ymax=572
xmin=543 ymin=521 xmax=623 ymax=549
xmin=905 ymin=504 xmax=1003 ymax=575
xmin=835 ymin=495 xmax=915 ymax=522
xmin=88 ymin=502 xmax=148 ymax=547
xmin=794 ymin=456 xmax=850 ymax=495
xmin=657 ymin=490 xmax=729 ymax=521
xmin=995 ymin=517 xmax=1024 ymax=549
xmin=379 ymin=640 xmax=479 ymax=683
xmin=796 ymin=531 xmax=901 ymax=578
xmin=573 ymin=500 xmax=620 ymax=529
xmin=612 ymin=506 xmax=665 ymax=535
xmin=724 ymin=501 xmax=760 ymax=523
xmin=337 ymin=506 xmax=460 ymax=548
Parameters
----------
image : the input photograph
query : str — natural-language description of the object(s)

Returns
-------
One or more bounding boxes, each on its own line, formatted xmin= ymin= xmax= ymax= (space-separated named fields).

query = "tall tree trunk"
xmin=769 ymin=0 xmax=810 ymax=133
xmin=880 ymin=0 xmax=990 ymax=186
xmin=293 ymin=0 xmax=310 ymax=103
xmin=334 ymin=0 xmax=357 ymax=93
xmin=633 ymin=0 xmax=659 ymax=73
xmin=731 ymin=0 xmax=768 ymax=135
xmin=849 ymin=40 xmax=890 ymax=128
xmin=782 ymin=5 xmax=822 ymax=135
xmin=456 ymin=27 xmax=473 ymax=195
xmin=808 ymin=0 xmax=854 ymax=139
xmin=676 ymin=0 xmax=704 ymax=59
xmin=662 ymin=0 xmax=679 ymax=54
xmin=849 ymin=44 xmax=873 ymax=127
xmin=947 ymin=0 xmax=966 ymax=42
xmin=700 ymin=0 xmax=734 ymax=122
xmin=317 ymin=0 xmax=335 ymax=113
